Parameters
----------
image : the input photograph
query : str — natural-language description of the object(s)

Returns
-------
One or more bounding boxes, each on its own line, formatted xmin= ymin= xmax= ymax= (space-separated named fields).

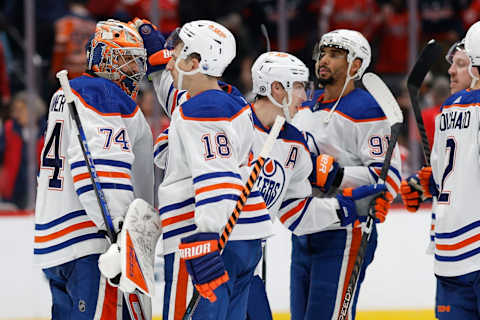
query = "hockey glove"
xmin=132 ymin=19 xmax=170 ymax=75
xmin=309 ymin=153 xmax=344 ymax=193
xmin=336 ymin=184 xmax=392 ymax=226
xmin=98 ymin=216 xmax=124 ymax=283
xmin=179 ymin=233 xmax=229 ymax=303
xmin=400 ymin=174 xmax=424 ymax=212
xmin=419 ymin=166 xmax=439 ymax=199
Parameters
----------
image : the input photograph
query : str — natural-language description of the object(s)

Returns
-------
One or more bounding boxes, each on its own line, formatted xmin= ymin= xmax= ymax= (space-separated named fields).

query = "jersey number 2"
xmin=438 ymin=137 xmax=456 ymax=203
xmin=41 ymin=121 xmax=64 ymax=190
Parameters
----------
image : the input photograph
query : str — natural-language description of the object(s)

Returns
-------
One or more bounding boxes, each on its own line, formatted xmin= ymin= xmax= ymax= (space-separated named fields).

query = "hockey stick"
xmin=261 ymin=24 xmax=271 ymax=52
xmin=406 ymin=39 xmax=442 ymax=165
xmin=56 ymin=70 xmax=148 ymax=320
xmin=336 ymin=73 xmax=403 ymax=320
xmin=182 ymin=115 xmax=286 ymax=320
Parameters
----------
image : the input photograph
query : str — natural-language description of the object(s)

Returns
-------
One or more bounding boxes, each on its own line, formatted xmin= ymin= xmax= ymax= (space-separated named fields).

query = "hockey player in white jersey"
xmin=400 ymin=39 xmax=478 ymax=256
xmin=404 ymin=22 xmax=480 ymax=319
xmin=137 ymin=17 xmax=393 ymax=316
xmin=246 ymin=51 xmax=392 ymax=318
xmin=135 ymin=19 xmax=276 ymax=319
xmin=34 ymin=20 xmax=154 ymax=319
xmin=249 ymin=51 xmax=391 ymax=235
xmin=401 ymin=39 xmax=473 ymax=212
xmin=291 ymin=29 xmax=401 ymax=320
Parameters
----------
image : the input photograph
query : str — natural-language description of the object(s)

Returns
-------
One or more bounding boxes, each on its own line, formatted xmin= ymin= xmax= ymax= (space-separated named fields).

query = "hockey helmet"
xmin=463 ymin=21 xmax=480 ymax=86
xmin=314 ymin=29 xmax=371 ymax=80
xmin=251 ymin=51 xmax=309 ymax=121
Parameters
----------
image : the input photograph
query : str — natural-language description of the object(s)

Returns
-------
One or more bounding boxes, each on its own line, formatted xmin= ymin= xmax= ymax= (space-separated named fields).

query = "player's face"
xmin=166 ymin=43 xmax=192 ymax=89
xmin=288 ymin=82 xmax=307 ymax=117
xmin=315 ymin=47 xmax=348 ymax=86
xmin=448 ymin=50 xmax=474 ymax=94
xmin=119 ymin=54 xmax=140 ymax=76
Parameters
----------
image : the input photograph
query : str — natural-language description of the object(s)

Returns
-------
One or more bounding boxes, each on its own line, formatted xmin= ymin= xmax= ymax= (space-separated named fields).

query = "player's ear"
xmin=350 ymin=58 xmax=362 ymax=77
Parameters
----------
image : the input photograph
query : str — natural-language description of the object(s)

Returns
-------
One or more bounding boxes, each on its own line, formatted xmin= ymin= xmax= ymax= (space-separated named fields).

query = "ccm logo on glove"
xmin=179 ymin=240 xmax=218 ymax=259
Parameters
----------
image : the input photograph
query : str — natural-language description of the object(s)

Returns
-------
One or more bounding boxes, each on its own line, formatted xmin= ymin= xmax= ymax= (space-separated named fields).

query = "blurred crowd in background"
xmin=0 ymin=0 xmax=478 ymax=209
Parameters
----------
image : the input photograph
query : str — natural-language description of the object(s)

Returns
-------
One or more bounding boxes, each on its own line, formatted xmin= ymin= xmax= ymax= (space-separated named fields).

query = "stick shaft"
xmin=56 ymin=70 xmax=116 ymax=242
xmin=337 ymin=123 xmax=402 ymax=320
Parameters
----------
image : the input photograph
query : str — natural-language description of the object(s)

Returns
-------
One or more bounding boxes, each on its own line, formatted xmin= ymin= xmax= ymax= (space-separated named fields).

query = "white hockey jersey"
xmin=34 ymin=74 xmax=154 ymax=268
xmin=431 ymin=88 xmax=480 ymax=277
xmin=154 ymin=82 xmax=272 ymax=254
xmin=250 ymin=107 xmax=340 ymax=234
xmin=152 ymin=71 xmax=342 ymax=240
xmin=293 ymin=88 xmax=402 ymax=231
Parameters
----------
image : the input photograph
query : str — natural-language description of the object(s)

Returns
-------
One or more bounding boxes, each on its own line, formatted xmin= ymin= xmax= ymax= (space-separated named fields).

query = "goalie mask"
xmin=251 ymin=52 xmax=309 ymax=122
xmin=86 ymin=19 xmax=147 ymax=99
xmin=165 ymin=20 xmax=236 ymax=90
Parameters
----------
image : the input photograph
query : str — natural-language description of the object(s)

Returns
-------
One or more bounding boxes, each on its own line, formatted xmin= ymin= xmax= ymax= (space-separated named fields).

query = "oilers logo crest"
xmin=256 ymin=158 xmax=286 ymax=209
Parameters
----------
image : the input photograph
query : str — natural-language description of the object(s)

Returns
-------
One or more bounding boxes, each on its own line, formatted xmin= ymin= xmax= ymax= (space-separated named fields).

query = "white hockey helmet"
xmin=464 ymin=21 xmax=480 ymax=86
xmin=177 ymin=20 xmax=236 ymax=77
xmin=314 ymin=29 xmax=371 ymax=80
xmin=251 ymin=51 xmax=309 ymax=121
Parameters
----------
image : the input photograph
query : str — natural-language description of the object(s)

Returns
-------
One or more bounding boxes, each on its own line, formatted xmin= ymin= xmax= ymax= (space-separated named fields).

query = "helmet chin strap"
xmin=267 ymin=89 xmax=293 ymax=123
xmin=174 ymin=49 xmax=201 ymax=91
xmin=468 ymin=63 xmax=478 ymax=88
xmin=324 ymin=61 xmax=353 ymax=124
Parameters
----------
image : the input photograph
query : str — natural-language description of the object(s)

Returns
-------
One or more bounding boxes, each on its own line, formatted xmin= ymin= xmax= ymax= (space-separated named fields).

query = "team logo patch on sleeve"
xmin=256 ymin=158 xmax=285 ymax=209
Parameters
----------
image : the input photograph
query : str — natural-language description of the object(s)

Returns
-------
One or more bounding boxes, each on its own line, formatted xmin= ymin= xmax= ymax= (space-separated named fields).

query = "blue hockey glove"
xmin=309 ymin=153 xmax=344 ymax=193
xmin=132 ymin=19 xmax=168 ymax=75
xmin=179 ymin=232 xmax=229 ymax=302
xmin=336 ymin=184 xmax=392 ymax=226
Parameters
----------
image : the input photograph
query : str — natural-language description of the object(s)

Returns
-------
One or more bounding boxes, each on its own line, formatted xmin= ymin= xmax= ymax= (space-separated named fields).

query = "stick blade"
xmin=362 ymin=73 xmax=404 ymax=126
xmin=407 ymin=40 xmax=442 ymax=90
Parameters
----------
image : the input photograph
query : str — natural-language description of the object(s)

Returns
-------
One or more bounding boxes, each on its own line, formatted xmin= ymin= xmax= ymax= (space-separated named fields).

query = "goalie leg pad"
xmin=119 ymin=198 xmax=162 ymax=297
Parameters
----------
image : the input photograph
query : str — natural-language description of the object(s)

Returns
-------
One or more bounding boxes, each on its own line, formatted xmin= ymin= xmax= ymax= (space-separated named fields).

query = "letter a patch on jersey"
xmin=285 ymin=146 xmax=298 ymax=169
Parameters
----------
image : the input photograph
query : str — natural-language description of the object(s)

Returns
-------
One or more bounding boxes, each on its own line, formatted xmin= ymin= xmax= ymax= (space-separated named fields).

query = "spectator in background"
xmin=178 ymin=0 xmax=253 ymax=89
xmin=119 ymin=0 xmax=179 ymax=36
xmin=0 ymin=91 xmax=46 ymax=209
xmin=421 ymin=76 xmax=450 ymax=148
xmin=315 ymin=0 xmax=381 ymax=42
xmin=419 ymin=0 xmax=468 ymax=42
xmin=51 ymin=0 xmax=96 ymax=80
xmin=375 ymin=0 xmax=417 ymax=90
xmin=0 ymin=41 xmax=10 ymax=112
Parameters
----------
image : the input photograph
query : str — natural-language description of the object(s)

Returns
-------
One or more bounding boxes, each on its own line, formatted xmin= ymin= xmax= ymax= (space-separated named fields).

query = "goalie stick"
xmin=407 ymin=39 xmax=442 ymax=165
xmin=336 ymin=73 xmax=403 ymax=320
xmin=182 ymin=115 xmax=286 ymax=320
xmin=56 ymin=70 xmax=149 ymax=320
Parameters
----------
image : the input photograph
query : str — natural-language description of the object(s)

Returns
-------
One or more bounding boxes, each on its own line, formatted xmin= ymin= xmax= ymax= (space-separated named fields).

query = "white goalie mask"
xmin=464 ymin=21 xmax=480 ymax=87
xmin=251 ymin=52 xmax=309 ymax=122
xmin=167 ymin=20 xmax=236 ymax=90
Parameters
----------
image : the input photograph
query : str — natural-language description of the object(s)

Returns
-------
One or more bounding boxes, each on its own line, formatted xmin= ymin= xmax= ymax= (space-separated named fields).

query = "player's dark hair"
xmin=187 ymin=53 xmax=201 ymax=62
